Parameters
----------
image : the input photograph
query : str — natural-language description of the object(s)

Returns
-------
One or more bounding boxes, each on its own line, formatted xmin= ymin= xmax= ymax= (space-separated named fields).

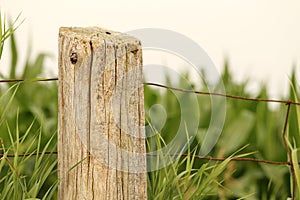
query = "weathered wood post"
xmin=58 ymin=27 xmax=147 ymax=199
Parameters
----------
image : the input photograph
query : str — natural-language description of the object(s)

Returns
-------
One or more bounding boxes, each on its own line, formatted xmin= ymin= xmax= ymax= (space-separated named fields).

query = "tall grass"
xmin=288 ymin=69 xmax=300 ymax=199
xmin=144 ymin=62 xmax=300 ymax=199
xmin=0 ymin=13 xmax=23 ymax=60
xmin=146 ymin=125 xmax=253 ymax=199
xmin=0 ymin=14 xmax=58 ymax=199
xmin=0 ymin=83 xmax=57 ymax=199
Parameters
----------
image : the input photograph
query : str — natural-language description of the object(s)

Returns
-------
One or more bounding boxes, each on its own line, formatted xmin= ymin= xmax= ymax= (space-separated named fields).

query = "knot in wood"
xmin=70 ymin=52 xmax=78 ymax=64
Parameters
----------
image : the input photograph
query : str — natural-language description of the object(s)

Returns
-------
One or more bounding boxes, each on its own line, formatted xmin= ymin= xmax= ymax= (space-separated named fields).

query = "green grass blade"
xmin=9 ymin=32 xmax=18 ymax=79
xmin=0 ymin=83 xmax=19 ymax=126
xmin=292 ymin=149 xmax=300 ymax=196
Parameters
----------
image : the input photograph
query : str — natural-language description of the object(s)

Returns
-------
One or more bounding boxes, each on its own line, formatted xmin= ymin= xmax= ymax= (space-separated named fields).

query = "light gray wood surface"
xmin=58 ymin=27 xmax=146 ymax=199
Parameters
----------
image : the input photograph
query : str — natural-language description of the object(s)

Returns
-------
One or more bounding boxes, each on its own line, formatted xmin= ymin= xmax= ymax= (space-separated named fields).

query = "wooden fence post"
xmin=58 ymin=27 xmax=147 ymax=199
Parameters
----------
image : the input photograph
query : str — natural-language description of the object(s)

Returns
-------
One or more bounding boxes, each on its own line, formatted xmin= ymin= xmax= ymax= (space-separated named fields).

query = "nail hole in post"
xmin=70 ymin=52 xmax=78 ymax=64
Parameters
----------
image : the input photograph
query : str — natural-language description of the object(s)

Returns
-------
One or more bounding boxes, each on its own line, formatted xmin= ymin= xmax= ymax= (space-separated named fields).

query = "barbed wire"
xmin=0 ymin=151 xmax=57 ymax=157
xmin=0 ymin=77 xmax=299 ymax=198
xmin=144 ymin=82 xmax=300 ymax=106
xmin=0 ymin=78 xmax=58 ymax=83
xmin=0 ymin=78 xmax=299 ymax=105
xmin=1 ymin=151 xmax=298 ymax=166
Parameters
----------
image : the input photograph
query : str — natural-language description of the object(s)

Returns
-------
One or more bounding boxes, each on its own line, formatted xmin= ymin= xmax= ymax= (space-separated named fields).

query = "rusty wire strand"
xmin=144 ymin=82 xmax=300 ymax=106
xmin=0 ymin=78 xmax=299 ymax=105
xmin=0 ymin=152 xmax=57 ymax=157
xmin=0 ymin=78 xmax=58 ymax=83
xmin=2 ymin=151 xmax=299 ymax=166
xmin=146 ymin=153 xmax=296 ymax=165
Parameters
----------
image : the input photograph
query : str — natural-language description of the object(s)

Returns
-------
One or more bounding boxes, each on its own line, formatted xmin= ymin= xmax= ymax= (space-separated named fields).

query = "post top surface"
xmin=60 ymin=27 xmax=118 ymax=36
xmin=59 ymin=27 xmax=140 ymax=47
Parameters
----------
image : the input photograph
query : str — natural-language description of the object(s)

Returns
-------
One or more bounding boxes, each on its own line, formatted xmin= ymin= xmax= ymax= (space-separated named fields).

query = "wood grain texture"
xmin=58 ymin=27 xmax=146 ymax=200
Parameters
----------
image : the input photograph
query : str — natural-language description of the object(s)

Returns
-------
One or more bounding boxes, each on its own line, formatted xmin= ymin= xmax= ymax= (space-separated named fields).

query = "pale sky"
xmin=1 ymin=0 xmax=300 ymax=98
